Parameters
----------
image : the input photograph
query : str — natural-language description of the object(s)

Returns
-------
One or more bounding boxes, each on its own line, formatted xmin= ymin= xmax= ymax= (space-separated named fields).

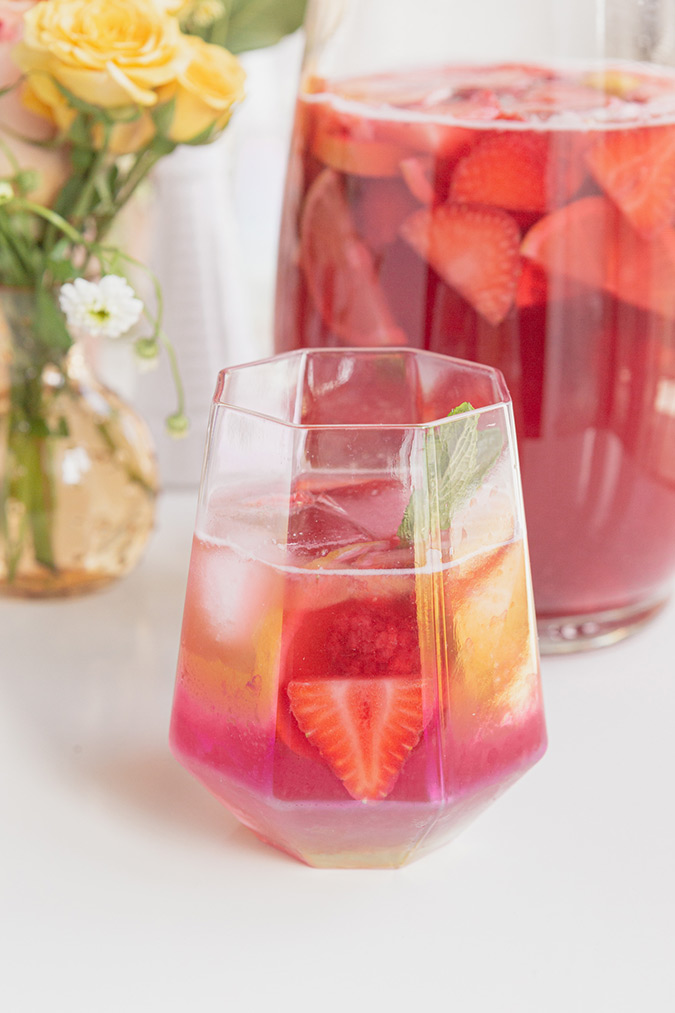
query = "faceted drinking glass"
xmin=170 ymin=348 xmax=546 ymax=869
xmin=274 ymin=0 xmax=675 ymax=652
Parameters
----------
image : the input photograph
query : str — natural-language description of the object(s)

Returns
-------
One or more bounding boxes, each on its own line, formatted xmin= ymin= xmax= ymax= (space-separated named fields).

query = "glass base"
xmin=537 ymin=594 xmax=670 ymax=654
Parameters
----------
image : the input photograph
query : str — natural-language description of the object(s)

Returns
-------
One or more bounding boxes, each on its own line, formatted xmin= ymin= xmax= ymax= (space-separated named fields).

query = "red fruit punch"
xmin=275 ymin=60 xmax=675 ymax=629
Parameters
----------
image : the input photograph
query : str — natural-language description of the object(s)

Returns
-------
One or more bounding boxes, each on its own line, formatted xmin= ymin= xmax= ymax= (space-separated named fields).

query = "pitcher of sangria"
xmin=275 ymin=0 xmax=675 ymax=652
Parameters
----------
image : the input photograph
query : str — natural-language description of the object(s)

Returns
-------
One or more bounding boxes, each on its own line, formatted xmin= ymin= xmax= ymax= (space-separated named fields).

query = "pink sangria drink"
xmin=275 ymin=62 xmax=675 ymax=648
xmin=170 ymin=349 xmax=546 ymax=869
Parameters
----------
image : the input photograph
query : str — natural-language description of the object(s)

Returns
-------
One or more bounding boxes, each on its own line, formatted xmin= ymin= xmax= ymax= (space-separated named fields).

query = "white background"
xmin=1 ymin=492 xmax=674 ymax=1012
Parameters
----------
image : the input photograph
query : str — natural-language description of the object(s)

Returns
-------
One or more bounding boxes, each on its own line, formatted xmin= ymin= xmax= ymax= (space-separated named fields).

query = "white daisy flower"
xmin=59 ymin=276 xmax=144 ymax=339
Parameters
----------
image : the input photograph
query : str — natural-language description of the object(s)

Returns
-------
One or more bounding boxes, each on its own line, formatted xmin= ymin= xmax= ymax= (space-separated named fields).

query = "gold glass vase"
xmin=0 ymin=287 xmax=159 ymax=597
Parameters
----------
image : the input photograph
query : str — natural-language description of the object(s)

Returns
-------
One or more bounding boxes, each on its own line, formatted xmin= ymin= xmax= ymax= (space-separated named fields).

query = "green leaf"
xmin=33 ymin=286 xmax=73 ymax=353
xmin=45 ymin=256 xmax=78 ymax=282
xmin=151 ymin=97 xmax=177 ymax=138
xmin=148 ymin=135 xmax=177 ymax=157
xmin=397 ymin=403 xmax=504 ymax=545
xmin=52 ymin=79 xmax=113 ymax=122
xmin=52 ymin=174 xmax=88 ymax=221
xmin=52 ymin=416 xmax=70 ymax=438
xmin=68 ymin=115 xmax=94 ymax=151
xmin=220 ymin=0 xmax=307 ymax=54
xmin=181 ymin=123 xmax=216 ymax=146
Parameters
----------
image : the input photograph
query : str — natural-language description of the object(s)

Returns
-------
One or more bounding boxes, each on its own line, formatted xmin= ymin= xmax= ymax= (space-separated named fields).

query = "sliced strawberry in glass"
xmin=450 ymin=131 xmax=586 ymax=213
xmin=516 ymin=260 xmax=548 ymax=307
xmin=277 ymin=596 xmax=421 ymax=762
xmin=287 ymin=678 xmax=426 ymax=801
xmin=400 ymin=202 xmax=521 ymax=325
xmin=585 ymin=125 xmax=675 ymax=235
xmin=522 ymin=194 xmax=675 ymax=319
xmin=352 ymin=177 xmax=420 ymax=251
xmin=299 ymin=168 xmax=406 ymax=345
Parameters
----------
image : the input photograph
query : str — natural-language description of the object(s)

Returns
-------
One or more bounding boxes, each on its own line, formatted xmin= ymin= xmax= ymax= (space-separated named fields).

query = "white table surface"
xmin=2 ymin=490 xmax=673 ymax=1013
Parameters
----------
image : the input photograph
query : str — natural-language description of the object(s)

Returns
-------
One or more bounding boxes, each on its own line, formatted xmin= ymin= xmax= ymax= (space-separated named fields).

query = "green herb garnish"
xmin=397 ymin=402 xmax=504 ymax=545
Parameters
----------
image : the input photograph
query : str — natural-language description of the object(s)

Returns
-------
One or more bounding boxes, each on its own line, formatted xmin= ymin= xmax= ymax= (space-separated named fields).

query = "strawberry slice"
xmin=352 ymin=177 xmax=419 ymax=251
xmin=516 ymin=259 xmax=548 ymax=307
xmin=585 ymin=126 xmax=675 ymax=234
xmin=300 ymin=168 xmax=406 ymax=345
xmin=400 ymin=202 xmax=521 ymax=325
xmin=277 ymin=596 xmax=420 ymax=761
xmin=449 ymin=132 xmax=586 ymax=212
xmin=521 ymin=194 xmax=675 ymax=319
xmin=287 ymin=678 xmax=426 ymax=801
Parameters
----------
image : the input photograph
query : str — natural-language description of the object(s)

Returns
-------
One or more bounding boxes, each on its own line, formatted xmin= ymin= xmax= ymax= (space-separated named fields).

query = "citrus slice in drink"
xmin=449 ymin=541 xmax=531 ymax=709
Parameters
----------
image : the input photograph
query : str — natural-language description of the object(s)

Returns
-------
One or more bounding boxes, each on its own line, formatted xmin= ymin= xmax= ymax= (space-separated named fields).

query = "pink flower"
xmin=1 ymin=1 xmax=41 ymax=87
xmin=0 ymin=1 xmax=68 ymax=206
xmin=0 ymin=1 xmax=39 ymax=47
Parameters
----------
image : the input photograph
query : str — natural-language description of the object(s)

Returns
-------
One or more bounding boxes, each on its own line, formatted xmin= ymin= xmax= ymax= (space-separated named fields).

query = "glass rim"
xmin=213 ymin=346 xmax=511 ymax=431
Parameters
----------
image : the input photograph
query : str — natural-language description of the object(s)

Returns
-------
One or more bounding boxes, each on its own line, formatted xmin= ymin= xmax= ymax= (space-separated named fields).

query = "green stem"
xmin=70 ymin=131 xmax=110 ymax=228
xmin=4 ymin=370 xmax=57 ymax=576
xmin=13 ymin=199 xmax=89 ymax=248
xmin=158 ymin=327 xmax=186 ymax=419
xmin=0 ymin=214 xmax=34 ymax=284
xmin=95 ymin=147 xmax=163 ymax=243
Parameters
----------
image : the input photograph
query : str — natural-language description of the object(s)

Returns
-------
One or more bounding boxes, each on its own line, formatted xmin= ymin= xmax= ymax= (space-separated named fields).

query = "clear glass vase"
xmin=274 ymin=0 xmax=675 ymax=652
xmin=0 ymin=288 xmax=158 ymax=597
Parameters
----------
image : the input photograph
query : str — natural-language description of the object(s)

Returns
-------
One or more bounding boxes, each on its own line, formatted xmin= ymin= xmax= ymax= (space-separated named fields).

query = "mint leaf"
xmin=397 ymin=402 xmax=504 ymax=545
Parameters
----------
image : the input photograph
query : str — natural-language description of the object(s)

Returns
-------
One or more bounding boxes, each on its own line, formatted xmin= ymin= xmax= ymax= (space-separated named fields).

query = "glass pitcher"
xmin=274 ymin=0 xmax=675 ymax=653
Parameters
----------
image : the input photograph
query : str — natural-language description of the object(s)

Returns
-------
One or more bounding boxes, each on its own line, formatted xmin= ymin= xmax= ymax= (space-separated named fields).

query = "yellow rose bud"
xmin=158 ymin=35 xmax=245 ymax=144
xmin=14 ymin=0 xmax=185 ymax=117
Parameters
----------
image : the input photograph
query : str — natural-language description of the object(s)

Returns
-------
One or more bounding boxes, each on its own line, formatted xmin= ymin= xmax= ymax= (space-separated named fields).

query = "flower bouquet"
xmin=0 ymin=0 xmax=305 ymax=595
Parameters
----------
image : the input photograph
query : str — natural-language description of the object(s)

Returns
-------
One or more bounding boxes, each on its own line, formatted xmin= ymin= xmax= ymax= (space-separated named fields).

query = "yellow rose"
xmin=152 ymin=0 xmax=191 ymax=12
xmin=158 ymin=35 xmax=245 ymax=144
xmin=13 ymin=0 xmax=185 ymax=137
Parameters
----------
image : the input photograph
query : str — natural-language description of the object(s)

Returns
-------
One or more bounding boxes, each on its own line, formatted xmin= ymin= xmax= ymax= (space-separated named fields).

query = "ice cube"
xmin=287 ymin=490 xmax=372 ymax=558
xmin=185 ymin=538 xmax=278 ymax=648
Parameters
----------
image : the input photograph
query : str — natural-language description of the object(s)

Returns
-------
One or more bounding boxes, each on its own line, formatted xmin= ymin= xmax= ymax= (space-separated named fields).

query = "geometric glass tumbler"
xmin=170 ymin=348 xmax=547 ymax=868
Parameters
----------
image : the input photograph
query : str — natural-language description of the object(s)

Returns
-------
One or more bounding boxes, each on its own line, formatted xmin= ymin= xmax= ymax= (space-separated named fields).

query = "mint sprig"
xmin=397 ymin=402 xmax=504 ymax=545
